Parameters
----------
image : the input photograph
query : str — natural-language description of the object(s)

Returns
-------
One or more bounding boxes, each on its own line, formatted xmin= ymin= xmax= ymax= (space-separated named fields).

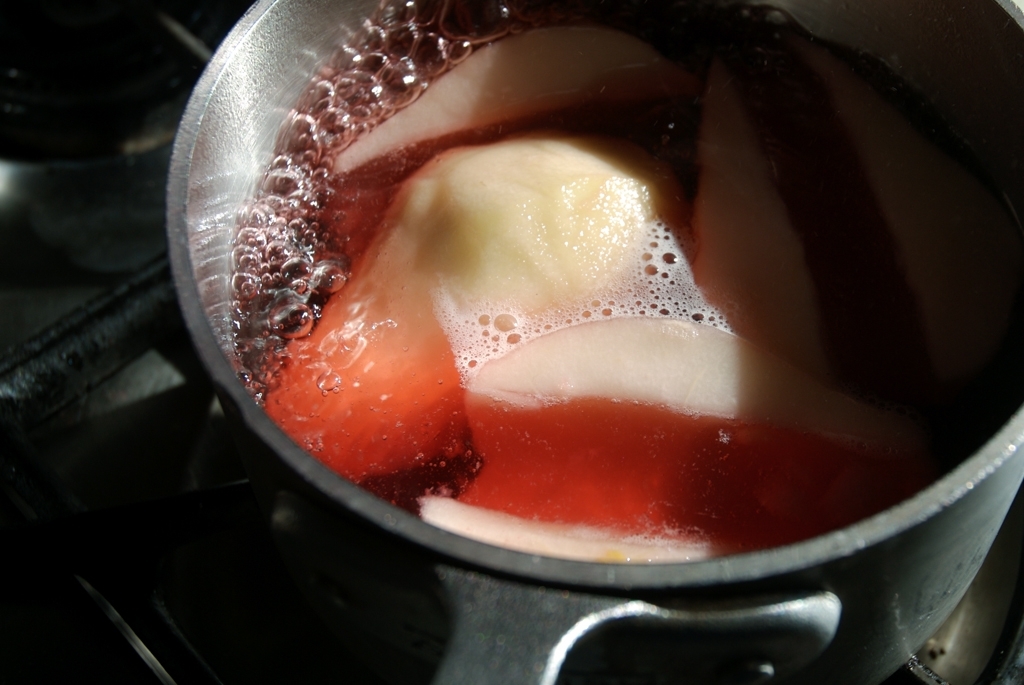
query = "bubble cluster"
xmin=435 ymin=220 xmax=729 ymax=381
xmin=229 ymin=0 xmax=710 ymax=400
xmin=230 ymin=0 xmax=502 ymax=398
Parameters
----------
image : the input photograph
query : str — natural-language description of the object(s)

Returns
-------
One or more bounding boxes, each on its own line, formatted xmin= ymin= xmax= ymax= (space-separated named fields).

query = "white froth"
xmin=434 ymin=220 xmax=730 ymax=383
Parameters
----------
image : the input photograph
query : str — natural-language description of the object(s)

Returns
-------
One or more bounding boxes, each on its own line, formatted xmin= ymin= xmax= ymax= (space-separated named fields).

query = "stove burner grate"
xmin=0 ymin=1 xmax=251 ymax=159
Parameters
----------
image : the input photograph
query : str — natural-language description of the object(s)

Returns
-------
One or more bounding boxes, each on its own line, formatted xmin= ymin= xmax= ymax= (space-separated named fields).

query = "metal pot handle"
xmin=434 ymin=565 xmax=841 ymax=685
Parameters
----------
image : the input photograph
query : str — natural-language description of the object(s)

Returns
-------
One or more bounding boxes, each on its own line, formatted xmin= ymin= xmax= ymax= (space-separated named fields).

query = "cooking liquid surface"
xmin=460 ymin=396 xmax=934 ymax=554
xmin=249 ymin=7 xmax=1021 ymax=558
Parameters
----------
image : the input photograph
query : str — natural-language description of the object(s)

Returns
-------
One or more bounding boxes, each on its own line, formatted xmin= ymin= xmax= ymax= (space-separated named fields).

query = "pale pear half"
xmin=420 ymin=495 xmax=710 ymax=563
xmin=693 ymin=48 xmax=1022 ymax=394
xmin=467 ymin=316 xmax=927 ymax=450
xmin=335 ymin=25 xmax=700 ymax=173
xmin=796 ymin=40 xmax=1023 ymax=386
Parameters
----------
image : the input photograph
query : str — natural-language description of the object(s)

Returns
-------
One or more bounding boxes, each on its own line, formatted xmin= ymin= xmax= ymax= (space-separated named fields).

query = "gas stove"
xmin=2 ymin=2 xmax=1024 ymax=684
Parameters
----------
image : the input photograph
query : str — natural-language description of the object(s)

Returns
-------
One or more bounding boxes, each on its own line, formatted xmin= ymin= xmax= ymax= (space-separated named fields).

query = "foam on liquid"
xmin=434 ymin=219 xmax=730 ymax=382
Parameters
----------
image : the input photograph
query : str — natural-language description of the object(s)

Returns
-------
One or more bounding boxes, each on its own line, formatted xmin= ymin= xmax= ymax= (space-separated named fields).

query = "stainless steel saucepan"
xmin=167 ymin=0 xmax=1024 ymax=682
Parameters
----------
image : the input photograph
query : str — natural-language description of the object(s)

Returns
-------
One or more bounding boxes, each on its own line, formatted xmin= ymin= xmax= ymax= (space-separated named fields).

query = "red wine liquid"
xmin=245 ymin=1 xmax=1017 ymax=555
xmin=462 ymin=395 xmax=934 ymax=553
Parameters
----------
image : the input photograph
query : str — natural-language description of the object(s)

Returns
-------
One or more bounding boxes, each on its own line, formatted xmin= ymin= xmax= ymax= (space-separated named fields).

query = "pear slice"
xmin=335 ymin=25 xmax=700 ymax=173
xmin=263 ymin=249 xmax=467 ymax=481
xmin=796 ymin=40 xmax=1023 ymax=386
xmin=468 ymin=317 xmax=925 ymax=449
xmin=692 ymin=58 xmax=832 ymax=382
xmin=390 ymin=134 xmax=683 ymax=313
xmin=420 ymin=495 xmax=710 ymax=563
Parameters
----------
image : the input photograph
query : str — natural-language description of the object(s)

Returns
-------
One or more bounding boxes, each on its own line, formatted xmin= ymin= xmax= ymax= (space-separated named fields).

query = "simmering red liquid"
xmin=461 ymin=396 xmax=934 ymax=553
xmin=247 ymin=4 xmax=1019 ymax=557
xmin=268 ymin=348 xmax=935 ymax=553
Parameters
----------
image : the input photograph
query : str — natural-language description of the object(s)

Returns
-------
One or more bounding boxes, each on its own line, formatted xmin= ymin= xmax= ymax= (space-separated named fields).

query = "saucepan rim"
xmin=167 ymin=0 xmax=1024 ymax=590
